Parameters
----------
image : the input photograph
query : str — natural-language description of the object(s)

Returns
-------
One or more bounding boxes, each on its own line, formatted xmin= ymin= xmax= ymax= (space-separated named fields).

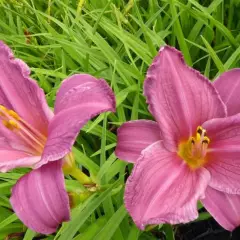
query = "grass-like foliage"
xmin=0 ymin=0 xmax=240 ymax=239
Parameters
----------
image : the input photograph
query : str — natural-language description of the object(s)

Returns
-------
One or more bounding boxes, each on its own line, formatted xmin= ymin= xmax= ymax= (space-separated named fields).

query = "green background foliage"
xmin=0 ymin=0 xmax=239 ymax=239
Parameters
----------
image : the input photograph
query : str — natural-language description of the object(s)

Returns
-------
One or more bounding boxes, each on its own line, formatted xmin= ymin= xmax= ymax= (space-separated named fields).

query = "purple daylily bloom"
xmin=0 ymin=41 xmax=115 ymax=234
xmin=116 ymin=45 xmax=240 ymax=231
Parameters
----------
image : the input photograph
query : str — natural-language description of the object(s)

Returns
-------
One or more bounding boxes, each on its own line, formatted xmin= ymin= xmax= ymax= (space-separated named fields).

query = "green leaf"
xmin=23 ymin=229 xmax=36 ymax=240
xmin=73 ymin=217 xmax=108 ymax=240
xmin=163 ymin=224 xmax=175 ymax=240
xmin=57 ymin=181 xmax=120 ymax=240
xmin=93 ymin=205 xmax=127 ymax=240
xmin=127 ymin=224 xmax=140 ymax=240
xmin=0 ymin=214 xmax=19 ymax=230
xmin=169 ymin=0 xmax=192 ymax=65
xmin=201 ymin=35 xmax=225 ymax=73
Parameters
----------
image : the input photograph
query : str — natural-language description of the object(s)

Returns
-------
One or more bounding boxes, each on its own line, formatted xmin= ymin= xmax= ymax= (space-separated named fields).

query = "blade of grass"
xmin=57 ymin=181 xmax=120 ymax=240
xmin=169 ymin=0 xmax=192 ymax=65
xmin=23 ymin=229 xmax=36 ymax=240
xmin=93 ymin=205 xmax=127 ymax=240
xmin=201 ymin=35 xmax=225 ymax=73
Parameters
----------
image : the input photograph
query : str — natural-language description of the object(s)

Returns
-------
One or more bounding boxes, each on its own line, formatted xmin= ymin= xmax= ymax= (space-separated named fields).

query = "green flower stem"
xmin=63 ymin=152 xmax=93 ymax=185
xmin=69 ymin=167 xmax=93 ymax=185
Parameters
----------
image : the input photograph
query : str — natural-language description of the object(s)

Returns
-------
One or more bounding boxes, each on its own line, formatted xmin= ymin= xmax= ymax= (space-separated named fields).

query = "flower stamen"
xmin=178 ymin=126 xmax=210 ymax=169
xmin=0 ymin=105 xmax=46 ymax=154
xmin=2 ymin=119 xmax=20 ymax=130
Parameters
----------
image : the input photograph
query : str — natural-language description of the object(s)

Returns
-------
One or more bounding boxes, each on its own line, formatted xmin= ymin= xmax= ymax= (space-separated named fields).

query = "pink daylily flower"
xmin=116 ymin=45 xmax=240 ymax=231
xmin=0 ymin=41 xmax=115 ymax=234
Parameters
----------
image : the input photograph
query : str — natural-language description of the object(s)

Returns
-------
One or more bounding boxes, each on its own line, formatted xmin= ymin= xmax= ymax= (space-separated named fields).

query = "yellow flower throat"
xmin=178 ymin=126 xmax=210 ymax=169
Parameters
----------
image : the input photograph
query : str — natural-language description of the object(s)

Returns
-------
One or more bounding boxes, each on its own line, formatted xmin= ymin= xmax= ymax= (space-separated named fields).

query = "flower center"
xmin=0 ymin=105 xmax=47 ymax=154
xmin=178 ymin=126 xmax=210 ymax=169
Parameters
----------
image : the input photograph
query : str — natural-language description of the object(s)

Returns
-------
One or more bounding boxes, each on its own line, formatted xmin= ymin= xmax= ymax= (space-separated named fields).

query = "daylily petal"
xmin=38 ymin=75 xmax=115 ymax=166
xmin=0 ymin=86 xmax=13 ymax=110
xmin=0 ymin=123 xmax=34 ymax=153
xmin=201 ymin=187 xmax=240 ymax=231
xmin=54 ymin=74 xmax=98 ymax=113
xmin=144 ymin=46 xmax=226 ymax=151
xmin=54 ymin=74 xmax=115 ymax=114
xmin=125 ymin=141 xmax=210 ymax=229
xmin=0 ymin=150 xmax=40 ymax=172
xmin=0 ymin=41 xmax=53 ymax=134
xmin=10 ymin=161 xmax=70 ymax=234
xmin=115 ymin=120 xmax=161 ymax=163
xmin=214 ymin=69 xmax=240 ymax=116
xmin=203 ymin=113 xmax=240 ymax=194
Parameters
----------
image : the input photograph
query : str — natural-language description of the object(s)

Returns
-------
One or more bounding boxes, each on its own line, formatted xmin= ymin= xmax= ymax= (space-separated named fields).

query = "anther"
xmin=0 ymin=105 xmax=7 ymax=116
xmin=2 ymin=120 xmax=8 ymax=128
xmin=8 ymin=110 xmax=20 ymax=120
xmin=9 ymin=120 xmax=19 ymax=130
xmin=202 ymin=136 xmax=210 ymax=144
xmin=2 ymin=119 xmax=19 ymax=130
xmin=178 ymin=126 xmax=210 ymax=169
xmin=197 ymin=126 xmax=203 ymax=135
xmin=0 ymin=105 xmax=7 ymax=112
